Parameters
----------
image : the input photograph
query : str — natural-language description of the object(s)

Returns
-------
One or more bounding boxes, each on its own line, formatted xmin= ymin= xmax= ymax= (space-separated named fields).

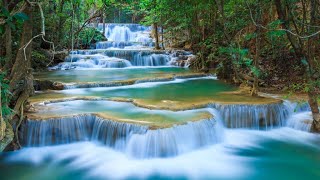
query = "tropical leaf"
xmin=13 ymin=12 xmax=29 ymax=21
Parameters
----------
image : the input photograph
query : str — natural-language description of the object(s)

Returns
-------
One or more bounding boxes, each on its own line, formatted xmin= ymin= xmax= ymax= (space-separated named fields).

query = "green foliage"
xmin=0 ymin=7 xmax=29 ymax=32
xmin=301 ymin=58 xmax=308 ymax=66
xmin=244 ymin=33 xmax=256 ymax=41
xmin=78 ymin=27 xmax=106 ymax=48
xmin=267 ymin=30 xmax=286 ymax=38
xmin=13 ymin=12 xmax=29 ymax=21
xmin=267 ymin=19 xmax=283 ymax=29
xmin=0 ymin=73 xmax=12 ymax=118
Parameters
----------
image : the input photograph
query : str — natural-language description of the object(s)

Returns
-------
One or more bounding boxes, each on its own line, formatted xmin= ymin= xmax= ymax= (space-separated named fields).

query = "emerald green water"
xmin=34 ymin=67 xmax=192 ymax=83
xmin=47 ymin=78 xmax=234 ymax=102
xmin=31 ymin=78 xmax=279 ymax=109
xmin=31 ymin=100 xmax=211 ymax=127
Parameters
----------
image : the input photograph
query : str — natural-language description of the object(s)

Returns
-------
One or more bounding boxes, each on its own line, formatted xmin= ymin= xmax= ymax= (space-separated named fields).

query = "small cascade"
xmin=286 ymin=111 xmax=312 ymax=132
xmin=53 ymin=51 xmax=172 ymax=69
xmin=104 ymin=50 xmax=171 ymax=63
xmin=21 ymin=114 xmax=222 ymax=158
xmin=23 ymin=115 xmax=95 ymax=146
xmin=209 ymin=103 xmax=291 ymax=129
xmin=98 ymin=58 xmax=132 ymax=68
xmin=96 ymin=41 xmax=153 ymax=49
xmin=22 ymin=115 xmax=147 ymax=147
xmin=53 ymin=55 xmax=132 ymax=69
xmin=98 ymin=23 xmax=153 ymax=44
xmin=131 ymin=53 xmax=170 ymax=66
xmin=126 ymin=119 xmax=223 ymax=158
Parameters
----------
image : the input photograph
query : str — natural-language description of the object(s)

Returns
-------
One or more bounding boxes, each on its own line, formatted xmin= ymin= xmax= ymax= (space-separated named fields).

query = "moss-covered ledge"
xmin=0 ymin=121 xmax=14 ymax=152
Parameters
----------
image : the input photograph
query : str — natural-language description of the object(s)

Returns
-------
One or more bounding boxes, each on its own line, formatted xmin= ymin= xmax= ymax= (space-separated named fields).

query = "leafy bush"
xmin=77 ymin=27 xmax=106 ymax=48
xmin=0 ymin=72 xmax=12 ymax=118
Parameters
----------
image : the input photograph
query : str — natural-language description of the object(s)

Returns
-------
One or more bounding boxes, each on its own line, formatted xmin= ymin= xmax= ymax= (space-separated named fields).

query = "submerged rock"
xmin=33 ymin=80 xmax=64 ymax=91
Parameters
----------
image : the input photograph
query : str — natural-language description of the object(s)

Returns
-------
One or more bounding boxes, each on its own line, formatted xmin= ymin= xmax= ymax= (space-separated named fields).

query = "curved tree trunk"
xmin=9 ymin=3 xmax=34 ymax=114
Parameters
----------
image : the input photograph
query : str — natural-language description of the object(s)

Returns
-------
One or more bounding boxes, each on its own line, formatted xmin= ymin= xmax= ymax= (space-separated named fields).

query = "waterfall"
xmin=100 ymin=23 xmax=153 ymax=44
xmin=131 ymin=53 xmax=170 ymax=66
xmin=53 ymin=51 xmax=173 ymax=69
xmin=209 ymin=103 xmax=291 ymax=129
xmin=98 ymin=58 xmax=132 ymax=68
xmin=286 ymin=111 xmax=312 ymax=132
xmin=284 ymin=101 xmax=312 ymax=131
xmin=48 ymin=23 xmax=193 ymax=69
xmin=23 ymin=115 xmax=95 ymax=146
xmin=96 ymin=41 xmax=154 ymax=49
xmin=22 ymin=115 xmax=147 ymax=147
xmin=126 ymin=119 xmax=223 ymax=158
xmin=21 ymin=114 xmax=222 ymax=158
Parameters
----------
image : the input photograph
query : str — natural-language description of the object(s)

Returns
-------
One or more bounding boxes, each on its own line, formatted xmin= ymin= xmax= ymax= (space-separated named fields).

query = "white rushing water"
xmin=21 ymin=99 xmax=313 ymax=159
xmin=5 ymin=127 xmax=320 ymax=179
xmin=51 ymin=23 xmax=192 ymax=70
xmin=23 ymin=111 xmax=222 ymax=158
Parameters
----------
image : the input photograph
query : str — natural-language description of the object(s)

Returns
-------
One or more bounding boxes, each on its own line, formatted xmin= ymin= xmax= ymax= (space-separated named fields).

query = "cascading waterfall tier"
xmin=50 ymin=23 xmax=193 ymax=69
xmin=52 ymin=50 xmax=190 ymax=69
xmin=209 ymin=103 xmax=292 ymax=129
xmin=22 ymin=115 xmax=147 ymax=147
xmin=284 ymin=101 xmax=312 ymax=131
xmin=126 ymin=119 xmax=223 ymax=158
xmin=22 ymin=114 xmax=222 ymax=158
xmin=96 ymin=41 xmax=154 ymax=49
xmin=95 ymin=23 xmax=153 ymax=45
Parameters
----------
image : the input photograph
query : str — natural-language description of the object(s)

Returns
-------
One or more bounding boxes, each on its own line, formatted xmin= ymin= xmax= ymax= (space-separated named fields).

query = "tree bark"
xmin=102 ymin=9 xmax=106 ymax=37
xmin=57 ymin=0 xmax=65 ymax=46
xmin=274 ymin=0 xmax=303 ymax=56
xmin=3 ymin=24 xmax=12 ymax=71
xmin=308 ymin=0 xmax=320 ymax=132
xmin=161 ymin=26 xmax=165 ymax=49
xmin=0 ymin=84 xmax=5 ymax=141
xmin=9 ymin=3 xmax=34 ymax=114
xmin=251 ymin=1 xmax=261 ymax=97
xmin=3 ymin=0 xmax=13 ymax=71
xmin=153 ymin=23 xmax=160 ymax=50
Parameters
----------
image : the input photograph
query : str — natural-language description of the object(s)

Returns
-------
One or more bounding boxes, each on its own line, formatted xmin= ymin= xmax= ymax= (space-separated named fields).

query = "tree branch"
xmin=246 ymin=1 xmax=320 ymax=39
xmin=73 ymin=10 xmax=102 ymax=36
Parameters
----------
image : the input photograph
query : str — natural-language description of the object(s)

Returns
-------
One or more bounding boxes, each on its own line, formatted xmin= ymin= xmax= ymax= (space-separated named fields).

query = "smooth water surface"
xmin=47 ymin=78 xmax=235 ymax=101
xmin=30 ymin=100 xmax=211 ymax=127
xmin=34 ymin=67 xmax=192 ymax=83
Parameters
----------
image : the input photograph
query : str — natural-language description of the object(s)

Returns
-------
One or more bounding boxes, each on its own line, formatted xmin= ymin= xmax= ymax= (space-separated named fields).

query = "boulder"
xmin=34 ymin=80 xmax=64 ymax=91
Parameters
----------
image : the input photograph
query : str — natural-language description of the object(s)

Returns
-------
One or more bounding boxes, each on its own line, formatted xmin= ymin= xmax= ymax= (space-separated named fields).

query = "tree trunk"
xmin=3 ymin=22 xmax=12 ymax=71
xmin=9 ymin=3 xmax=34 ymax=114
xmin=0 ymin=84 xmax=5 ymax=141
xmin=308 ymin=0 xmax=320 ymax=132
xmin=161 ymin=26 xmax=165 ymax=49
xmin=102 ymin=10 xmax=106 ymax=37
xmin=309 ymin=91 xmax=320 ymax=132
xmin=251 ymin=1 xmax=261 ymax=96
xmin=153 ymin=23 xmax=160 ymax=50
xmin=57 ymin=0 xmax=65 ymax=46
xmin=3 ymin=0 xmax=13 ymax=71
xmin=274 ymin=0 xmax=303 ymax=56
